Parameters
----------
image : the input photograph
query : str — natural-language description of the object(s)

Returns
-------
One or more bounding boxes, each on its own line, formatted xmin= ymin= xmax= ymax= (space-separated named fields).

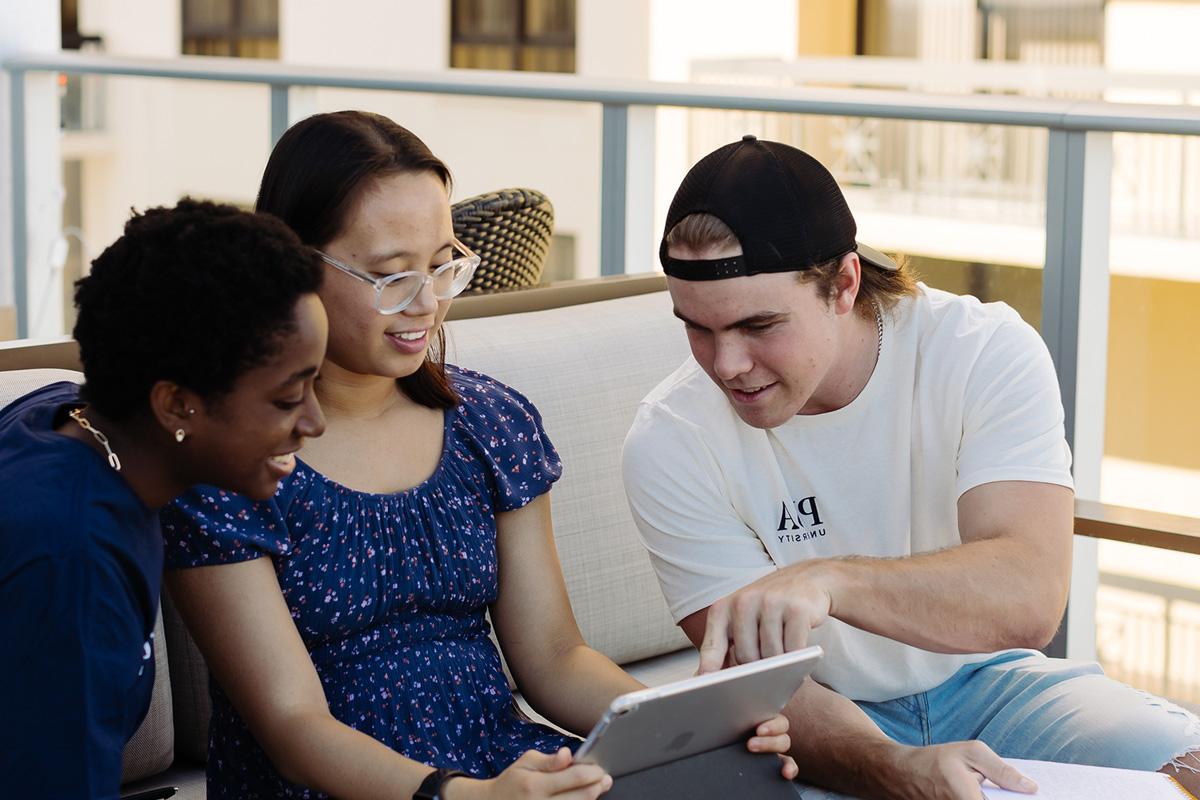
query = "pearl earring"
xmin=175 ymin=429 xmax=187 ymax=443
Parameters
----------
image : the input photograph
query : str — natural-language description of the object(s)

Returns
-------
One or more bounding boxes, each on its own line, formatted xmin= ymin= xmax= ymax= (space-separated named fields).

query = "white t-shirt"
xmin=622 ymin=285 xmax=1074 ymax=702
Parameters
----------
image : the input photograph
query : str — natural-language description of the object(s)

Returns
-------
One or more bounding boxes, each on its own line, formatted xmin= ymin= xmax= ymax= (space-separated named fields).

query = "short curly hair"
xmin=73 ymin=198 xmax=324 ymax=421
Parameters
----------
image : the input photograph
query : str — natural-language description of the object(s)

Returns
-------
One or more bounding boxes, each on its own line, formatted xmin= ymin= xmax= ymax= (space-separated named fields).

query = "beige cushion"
xmin=0 ymin=367 xmax=83 ymax=405
xmin=121 ymin=608 xmax=176 ymax=782
xmin=162 ymin=590 xmax=213 ymax=764
xmin=447 ymin=290 xmax=692 ymax=665
xmin=0 ymin=368 xmax=176 ymax=781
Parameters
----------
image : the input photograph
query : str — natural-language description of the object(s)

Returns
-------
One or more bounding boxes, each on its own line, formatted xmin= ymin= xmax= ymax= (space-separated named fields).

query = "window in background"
xmin=451 ymin=0 xmax=575 ymax=73
xmin=858 ymin=0 xmax=1105 ymax=68
xmin=182 ymin=0 xmax=279 ymax=59
xmin=978 ymin=0 xmax=1105 ymax=68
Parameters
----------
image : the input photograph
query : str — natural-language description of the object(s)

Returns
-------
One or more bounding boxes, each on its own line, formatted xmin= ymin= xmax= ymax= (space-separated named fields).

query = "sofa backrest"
xmin=446 ymin=289 xmax=692 ymax=664
xmin=0 ymin=368 xmax=176 ymax=782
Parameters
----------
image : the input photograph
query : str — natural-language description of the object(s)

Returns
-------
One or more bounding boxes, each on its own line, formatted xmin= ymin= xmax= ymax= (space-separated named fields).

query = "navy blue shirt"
xmin=0 ymin=382 xmax=162 ymax=799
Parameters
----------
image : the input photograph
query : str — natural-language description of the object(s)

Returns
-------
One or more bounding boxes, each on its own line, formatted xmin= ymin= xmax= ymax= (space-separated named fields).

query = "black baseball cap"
xmin=659 ymin=135 xmax=896 ymax=280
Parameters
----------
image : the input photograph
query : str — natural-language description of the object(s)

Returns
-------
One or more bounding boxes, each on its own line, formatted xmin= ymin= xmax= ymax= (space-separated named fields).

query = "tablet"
xmin=574 ymin=646 xmax=822 ymax=777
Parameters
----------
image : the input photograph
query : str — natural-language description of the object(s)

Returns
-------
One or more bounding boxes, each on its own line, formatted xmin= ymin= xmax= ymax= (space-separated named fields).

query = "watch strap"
xmin=413 ymin=767 xmax=468 ymax=800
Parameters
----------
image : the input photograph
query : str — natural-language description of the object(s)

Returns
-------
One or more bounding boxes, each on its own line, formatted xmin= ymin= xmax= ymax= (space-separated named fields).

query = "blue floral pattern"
xmin=163 ymin=366 xmax=575 ymax=799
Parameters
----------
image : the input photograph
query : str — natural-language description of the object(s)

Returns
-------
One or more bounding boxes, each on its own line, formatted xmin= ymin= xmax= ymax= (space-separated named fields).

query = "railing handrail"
xmin=5 ymin=51 xmax=1200 ymax=136
xmin=693 ymin=55 xmax=1200 ymax=96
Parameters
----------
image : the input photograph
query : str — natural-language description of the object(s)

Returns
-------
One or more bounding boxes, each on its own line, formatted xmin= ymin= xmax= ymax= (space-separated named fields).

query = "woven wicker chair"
xmin=451 ymin=187 xmax=554 ymax=294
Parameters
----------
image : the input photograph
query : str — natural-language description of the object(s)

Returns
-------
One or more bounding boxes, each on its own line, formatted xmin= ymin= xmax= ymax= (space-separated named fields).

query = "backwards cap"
xmin=660 ymin=135 xmax=895 ymax=280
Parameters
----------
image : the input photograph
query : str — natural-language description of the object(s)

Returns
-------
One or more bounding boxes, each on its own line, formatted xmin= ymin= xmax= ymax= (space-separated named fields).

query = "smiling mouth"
xmin=268 ymin=452 xmax=296 ymax=468
xmin=728 ymin=384 xmax=773 ymax=402
xmin=388 ymin=329 xmax=426 ymax=341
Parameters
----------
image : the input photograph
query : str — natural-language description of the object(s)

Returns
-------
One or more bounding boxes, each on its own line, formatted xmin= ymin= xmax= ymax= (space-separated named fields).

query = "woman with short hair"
xmin=0 ymin=199 xmax=328 ymax=799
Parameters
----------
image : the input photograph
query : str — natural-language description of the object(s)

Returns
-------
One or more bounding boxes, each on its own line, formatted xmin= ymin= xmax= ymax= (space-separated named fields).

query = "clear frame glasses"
xmin=316 ymin=237 xmax=481 ymax=315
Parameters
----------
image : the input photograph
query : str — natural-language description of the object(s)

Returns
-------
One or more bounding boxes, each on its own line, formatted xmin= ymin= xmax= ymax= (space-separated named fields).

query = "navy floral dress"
xmin=162 ymin=367 xmax=576 ymax=799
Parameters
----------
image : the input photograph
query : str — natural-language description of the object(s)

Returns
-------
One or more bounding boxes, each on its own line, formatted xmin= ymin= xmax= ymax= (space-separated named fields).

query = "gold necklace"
xmin=68 ymin=407 xmax=122 ymax=472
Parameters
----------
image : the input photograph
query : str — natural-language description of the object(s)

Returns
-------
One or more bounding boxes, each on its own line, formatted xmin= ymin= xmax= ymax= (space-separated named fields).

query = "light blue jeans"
xmin=797 ymin=650 xmax=1200 ymax=800
xmin=856 ymin=650 xmax=1200 ymax=770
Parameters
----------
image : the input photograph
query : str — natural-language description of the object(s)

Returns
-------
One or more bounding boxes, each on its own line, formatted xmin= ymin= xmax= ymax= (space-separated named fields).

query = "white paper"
xmin=982 ymin=759 xmax=1190 ymax=800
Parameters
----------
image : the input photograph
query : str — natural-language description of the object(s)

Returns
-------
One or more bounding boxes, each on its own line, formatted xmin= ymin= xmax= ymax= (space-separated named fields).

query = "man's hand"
xmin=698 ymin=562 xmax=834 ymax=674
xmin=877 ymin=741 xmax=1037 ymax=800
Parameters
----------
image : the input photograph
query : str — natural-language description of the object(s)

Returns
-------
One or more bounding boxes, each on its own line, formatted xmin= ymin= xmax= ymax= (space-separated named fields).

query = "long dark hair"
xmin=256 ymin=110 xmax=458 ymax=409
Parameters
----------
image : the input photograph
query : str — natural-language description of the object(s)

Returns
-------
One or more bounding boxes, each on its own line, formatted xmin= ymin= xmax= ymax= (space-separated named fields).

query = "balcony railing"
xmin=691 ymin=56 xmax=1200 ymax=241
xmin=5 ymin=51 xmax=1200 ymax=657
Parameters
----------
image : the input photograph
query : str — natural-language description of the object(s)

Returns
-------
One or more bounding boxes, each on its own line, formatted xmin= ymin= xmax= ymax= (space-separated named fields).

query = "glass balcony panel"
xmin=60 ymin=77 xmax=272 ymax=311
xmin=684 ymin=109 xmax=1048 ymax=323
xmin=1097 ymin=555 xmax=1200 ymax=704
xmin=1098 ymin=129 xmax=1200 ymax=703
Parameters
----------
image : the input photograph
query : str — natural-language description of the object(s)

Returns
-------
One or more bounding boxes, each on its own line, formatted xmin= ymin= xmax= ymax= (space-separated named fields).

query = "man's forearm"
xmin=786 ymin=678 xmax=907 ymax=798
xmin=814 ymin=534 xmax=1066 ymax=655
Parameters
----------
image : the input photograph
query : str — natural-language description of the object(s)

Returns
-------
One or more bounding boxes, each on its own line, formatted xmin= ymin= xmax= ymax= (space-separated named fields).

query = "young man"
xmin=622 ymin=135 xmax=1200 ymax=799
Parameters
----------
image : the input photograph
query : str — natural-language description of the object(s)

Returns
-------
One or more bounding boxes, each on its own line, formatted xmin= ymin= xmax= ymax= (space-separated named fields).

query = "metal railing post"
xmin=1042 ymin=127 xmax=1114 ymax=661
xmin=10 ymin=68 xmax=27 ymax=338
xmin=600 ymin=103 xmax=629 ymax=276
xmin=270 ymin=83 xmax=289 ymax=146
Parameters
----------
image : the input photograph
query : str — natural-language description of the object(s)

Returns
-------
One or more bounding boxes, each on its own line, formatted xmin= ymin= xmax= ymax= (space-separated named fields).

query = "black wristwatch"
xmin=413 ymin=767 xmax=468 ymax=800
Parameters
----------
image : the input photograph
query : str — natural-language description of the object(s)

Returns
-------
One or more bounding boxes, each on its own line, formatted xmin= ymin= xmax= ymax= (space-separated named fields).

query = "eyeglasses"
xmin=316 ymin=238 xmax=480 ymax=315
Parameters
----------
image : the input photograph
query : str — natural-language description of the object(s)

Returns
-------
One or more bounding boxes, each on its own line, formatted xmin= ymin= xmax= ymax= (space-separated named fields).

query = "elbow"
xmin=998 ymin=591 xmax=1068 ymax=651
xmin=1001 ymin=616 xmax=1061 ymax=651
xmin=272 ymin=759 xmax=308 ymax=789
xmin=252 ymin=708 xmax=333 ymax=788
xmin=261 ymin=732 xmax=310 ymax=787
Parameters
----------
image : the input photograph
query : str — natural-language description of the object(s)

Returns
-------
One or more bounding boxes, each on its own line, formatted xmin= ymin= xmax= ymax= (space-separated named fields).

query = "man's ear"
xmin=148 ymin=380 xmax=200 ymax=441
xmin=832 ymin=252 xmax=862 ymax=316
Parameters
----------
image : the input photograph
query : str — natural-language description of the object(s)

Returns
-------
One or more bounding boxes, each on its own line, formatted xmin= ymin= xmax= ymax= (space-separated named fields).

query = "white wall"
xmin=578 ymin=0 xmax=651 ymax=78
xmin=70 ymin=0 xmax=610 ymax=280
xmin=1106 ymin=1 xmax=1200 ymax=104
xmin=646 ymin=0 xmax=799 ymax=273
xmin=1107 ymin=2 xmax=1200 ymax=78
xmin=281 ymin=0 xmax=604 ymax=278
xmin=281 ymin=0 xmax=449 ymax=69
xmin=76 ymin=0 xmax=269 ymax=274
xmin=1 ymin=0 xmax=62 ymax=337
xmin=57 ymin=1 xmax=807 ymax=300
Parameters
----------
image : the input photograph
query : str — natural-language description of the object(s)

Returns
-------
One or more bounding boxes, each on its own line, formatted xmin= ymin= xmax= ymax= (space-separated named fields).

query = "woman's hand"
xmin=748 ymin=714 xmax=799 ymax=780
xmin=449 ymin=748 xmax=612 ymax=800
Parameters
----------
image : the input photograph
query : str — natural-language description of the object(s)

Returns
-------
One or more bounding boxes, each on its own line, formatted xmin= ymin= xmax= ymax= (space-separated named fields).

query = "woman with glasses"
xmin=161 ymin=111 xmax=795 ymax=800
